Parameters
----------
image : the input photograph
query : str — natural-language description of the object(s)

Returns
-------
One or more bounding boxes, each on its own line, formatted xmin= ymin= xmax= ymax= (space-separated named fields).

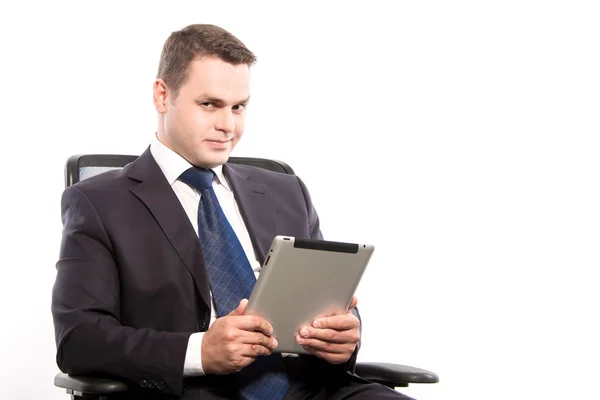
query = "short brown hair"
xmin=157 ymin=24 xmax=256 ymax=96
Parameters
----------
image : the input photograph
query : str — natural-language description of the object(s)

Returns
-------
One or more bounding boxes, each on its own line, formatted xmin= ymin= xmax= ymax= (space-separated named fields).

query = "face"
xmin=154 ymin=57 xmax=251 ymax=168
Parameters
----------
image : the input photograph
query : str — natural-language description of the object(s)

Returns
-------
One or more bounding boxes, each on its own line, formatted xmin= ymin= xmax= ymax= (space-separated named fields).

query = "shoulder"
xmin=62 ymin=161 xmax=141 ymax=208
xmin=224 ymin=161 xmax=315 ymax=204
xmin=225 ymin=162 xmax=299 ymax=185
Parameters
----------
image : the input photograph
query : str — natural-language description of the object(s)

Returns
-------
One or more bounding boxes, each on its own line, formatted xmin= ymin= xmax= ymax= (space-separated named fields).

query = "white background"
xmin=1 ymin=1 xmax=599 ymax=399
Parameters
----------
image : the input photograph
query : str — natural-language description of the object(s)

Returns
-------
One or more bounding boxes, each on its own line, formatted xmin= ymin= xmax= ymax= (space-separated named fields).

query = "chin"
xmin=195 ymin=152 xmax=230 ymax=168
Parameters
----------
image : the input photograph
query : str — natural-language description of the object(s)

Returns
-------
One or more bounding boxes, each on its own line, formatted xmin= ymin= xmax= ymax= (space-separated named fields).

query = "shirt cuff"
xmin=183 ymin=332 xmax=205 ymax=376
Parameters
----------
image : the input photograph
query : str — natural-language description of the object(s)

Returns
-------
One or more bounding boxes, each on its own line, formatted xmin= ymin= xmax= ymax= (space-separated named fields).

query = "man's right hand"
xmin=201 ymin=299 xmax=278 ymax=375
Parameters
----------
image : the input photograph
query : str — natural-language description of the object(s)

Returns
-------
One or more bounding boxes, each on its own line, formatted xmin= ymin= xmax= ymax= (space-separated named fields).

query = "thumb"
xmin=229 ymin=299 xmax=248 ymax=316
xmin=348 ymin=296 xmax=358 ymax=310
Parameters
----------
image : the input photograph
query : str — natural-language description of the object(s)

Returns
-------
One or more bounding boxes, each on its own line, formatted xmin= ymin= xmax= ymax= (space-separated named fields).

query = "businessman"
xmin=52 ymin=24 xmax=410 ymax=399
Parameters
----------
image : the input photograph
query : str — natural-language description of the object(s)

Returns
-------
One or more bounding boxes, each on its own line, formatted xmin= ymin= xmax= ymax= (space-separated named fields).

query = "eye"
xmin=200 ymin=102 xmax=214 ymax=108
xmin=232 ymin=104 xmax=245 ymax=113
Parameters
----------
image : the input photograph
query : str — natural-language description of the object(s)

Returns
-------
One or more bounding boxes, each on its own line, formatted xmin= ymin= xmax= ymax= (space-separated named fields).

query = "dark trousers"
xmin=179 ymin=357 xmax=414 ymax=400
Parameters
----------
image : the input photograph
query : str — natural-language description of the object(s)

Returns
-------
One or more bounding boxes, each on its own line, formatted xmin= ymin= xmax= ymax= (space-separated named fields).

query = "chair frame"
xmin=65 ymin=154 xmax=296 ymax=187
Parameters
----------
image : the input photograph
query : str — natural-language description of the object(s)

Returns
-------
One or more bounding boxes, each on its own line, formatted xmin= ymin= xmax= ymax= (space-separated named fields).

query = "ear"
xmin=153 ymin=79 xmax=169 ymax=114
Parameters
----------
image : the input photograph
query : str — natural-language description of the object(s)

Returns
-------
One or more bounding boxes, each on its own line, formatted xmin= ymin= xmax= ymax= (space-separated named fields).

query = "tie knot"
xmin=179 ymin=167 xmax=214 ymax=192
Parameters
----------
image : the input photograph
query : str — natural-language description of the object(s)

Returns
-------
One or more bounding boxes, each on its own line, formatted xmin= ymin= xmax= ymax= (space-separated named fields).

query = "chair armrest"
xmin=54 ymin=364 xmax=438 ymax=394
xmin=54 ymin=373 xmax=128 ymax=395
xmin=355 ymin=362 xmax=439 ymax=387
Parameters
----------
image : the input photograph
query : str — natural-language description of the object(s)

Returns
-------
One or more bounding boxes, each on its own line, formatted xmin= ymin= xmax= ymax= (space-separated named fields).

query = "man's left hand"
xmin=296 ymin=296 xmax=360 ymax=364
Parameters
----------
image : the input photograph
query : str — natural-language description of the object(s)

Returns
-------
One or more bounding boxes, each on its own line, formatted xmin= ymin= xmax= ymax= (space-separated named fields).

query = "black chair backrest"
xmin=65 ymin=154 xmax=295 ymax=188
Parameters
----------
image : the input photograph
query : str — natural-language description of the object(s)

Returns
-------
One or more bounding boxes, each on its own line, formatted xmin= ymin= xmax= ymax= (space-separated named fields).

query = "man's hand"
xmin=296 ymin=296 xmax=360 ymax=364
xmin=201 ymin=299 xmax=278 ymax=375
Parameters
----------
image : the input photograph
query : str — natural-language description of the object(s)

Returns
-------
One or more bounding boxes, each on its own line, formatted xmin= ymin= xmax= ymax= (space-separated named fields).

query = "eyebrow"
xmin=196 ymin=94 xmax=251 ymax=106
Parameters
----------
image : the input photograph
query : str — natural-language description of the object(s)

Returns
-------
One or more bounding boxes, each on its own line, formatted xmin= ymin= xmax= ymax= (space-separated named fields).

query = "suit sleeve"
xmin=295 ymin=176 xmax=361 ymax=373
xmin=295 ymin=176 xmax=323 ymax=241
xmin=52 ymin=186 xmax=191 ymax=396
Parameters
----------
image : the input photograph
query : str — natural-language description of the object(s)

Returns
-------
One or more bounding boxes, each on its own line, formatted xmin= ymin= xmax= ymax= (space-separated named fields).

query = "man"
xmin=52 ymin=24 xmax=410 ymax=399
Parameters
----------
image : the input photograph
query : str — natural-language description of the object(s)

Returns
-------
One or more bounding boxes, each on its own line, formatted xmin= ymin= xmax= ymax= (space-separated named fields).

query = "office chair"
xmin=55 ymin=154 xmax=439 ymax=399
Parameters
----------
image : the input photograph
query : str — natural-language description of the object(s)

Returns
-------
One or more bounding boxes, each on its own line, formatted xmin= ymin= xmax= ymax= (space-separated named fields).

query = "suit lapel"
xmin=127 ymin=149 xmax=211 ymax=309
xmin=224 ymin=164 xmax=278 ymax=264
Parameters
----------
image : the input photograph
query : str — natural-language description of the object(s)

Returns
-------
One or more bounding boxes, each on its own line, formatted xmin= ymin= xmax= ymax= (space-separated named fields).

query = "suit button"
xmin=157 ymin=381 xmax=165 ymax=390
xmin=148 ymin=380 xmax=156 ymax=389
xmin=140 ymin=380 xmax=148 ymax=388
xmin=197 ymin=321 xmax=207 ymax=331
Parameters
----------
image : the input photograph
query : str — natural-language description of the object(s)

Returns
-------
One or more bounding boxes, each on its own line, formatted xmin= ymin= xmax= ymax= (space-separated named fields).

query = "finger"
xmin=229 ymin=299 xmax=248 ymax=316
xmin=238 ymin=331 xmax=279 ymax=350
xmin=302 ymin=346 xmax=350 ymax=364
xmin=235 ymin=315 xmax=274 ymax=336
xmin=238 ymin=298 xmax=249 ymax=313
xmin=239 ymin=343 xmax=273 ymax=357
xmin=311 ymin=313 xmax=360 ymax=330
xmin=298 ymin=326 xmax=359 ymax=344
xmin=296 ymin=337 xmax=354 ymax=354
xmin=348 ymin=296 xmax=358 ymax=310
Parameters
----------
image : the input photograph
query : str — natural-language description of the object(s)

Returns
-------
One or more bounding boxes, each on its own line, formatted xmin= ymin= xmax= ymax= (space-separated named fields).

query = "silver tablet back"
xmin=245 ymin=236 xmax=374 ymax=354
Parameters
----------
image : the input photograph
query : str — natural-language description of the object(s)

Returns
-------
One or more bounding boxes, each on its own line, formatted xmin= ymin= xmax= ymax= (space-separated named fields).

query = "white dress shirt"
xmin=150 ymin=135 xmax=262 ymax=376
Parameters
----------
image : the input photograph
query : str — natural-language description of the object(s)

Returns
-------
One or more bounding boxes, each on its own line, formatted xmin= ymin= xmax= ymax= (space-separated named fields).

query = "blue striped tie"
xmin=179 ymin=167 xmax=289 ymax=400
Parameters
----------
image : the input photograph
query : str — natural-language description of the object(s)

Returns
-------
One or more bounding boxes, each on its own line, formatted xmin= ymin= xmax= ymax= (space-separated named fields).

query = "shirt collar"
xmin=149 ymin=134 xmax=231 ymax=191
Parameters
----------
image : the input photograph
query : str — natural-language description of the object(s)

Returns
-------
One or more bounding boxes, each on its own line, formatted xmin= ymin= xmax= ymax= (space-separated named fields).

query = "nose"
xmin=215 ymin=108 xmax=235 ymax=134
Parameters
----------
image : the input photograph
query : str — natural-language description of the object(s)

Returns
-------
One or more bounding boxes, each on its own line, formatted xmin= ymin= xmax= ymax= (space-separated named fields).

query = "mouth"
xmin=205 ymin=139 xmax=232 ymax=150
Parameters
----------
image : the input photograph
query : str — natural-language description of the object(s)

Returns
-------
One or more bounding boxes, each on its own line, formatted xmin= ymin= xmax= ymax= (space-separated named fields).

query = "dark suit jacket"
xmin=52 ymin=149 xmax=359 ymax=397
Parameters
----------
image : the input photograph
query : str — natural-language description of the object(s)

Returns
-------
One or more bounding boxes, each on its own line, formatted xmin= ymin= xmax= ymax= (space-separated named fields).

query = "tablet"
xmin=245 ymin=236 xmax=374 ymax=354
